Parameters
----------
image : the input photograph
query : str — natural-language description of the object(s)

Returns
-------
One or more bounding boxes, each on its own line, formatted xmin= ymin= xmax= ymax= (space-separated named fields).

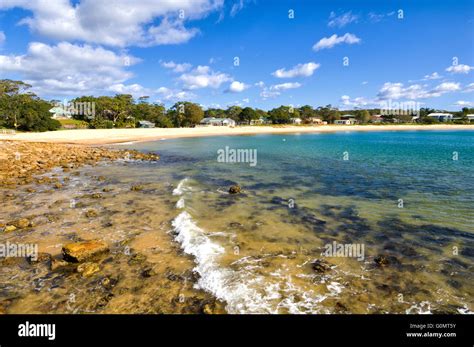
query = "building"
xmin=370 ymin=114 xmax=383 ymax=123
xmin=335 ymin=114 xmax=357 ymax=125
xmin=334 ymin=119 xmax=356 ymax=125
xmin=250 ymin=117 xmax=269 ymax=125
xmin=426 ymin=113 xmax=453 ymax=122
xmin=138 ymin=120 xmax=155 ymax=128
xmin=306 ymin=117 xmax=324 ymax=125
xmin=290 ymin=117 xmax=302 ymax=125
xmin=49 ymin=106 xmax=72 ymax=120
xmin=199 ymin=117 xmax=236 ymax=127
xmin=466 ymin=114 xmax=474 ymax=122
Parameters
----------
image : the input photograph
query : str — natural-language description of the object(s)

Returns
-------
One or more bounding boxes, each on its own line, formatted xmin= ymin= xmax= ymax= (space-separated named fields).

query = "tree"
xmin=239 ymin=107 xmax=258 ymax=124
xmin=299 ymin=105 xmax=316 ymax=120
xmin=268 ymin=105 xmax=299 ymax=124
xmin=168 ymin=102 xmax=204 ymax=127
xmin=355 ymin=110 xmax=370 ymax=124
xmin=0 ymin=79 xmax=60 ymax=131
xmin=225 ymin=106 xmax=243 ymax=121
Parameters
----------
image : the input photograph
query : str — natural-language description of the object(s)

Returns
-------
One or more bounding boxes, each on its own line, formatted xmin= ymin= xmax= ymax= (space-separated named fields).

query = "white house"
xmin=138 ymin=120 xmax=155 ymax=128
xmin=49 ymin=106 xmax=72 ymax=120
xmin=334 ymin=119 xmax=356 ymax=125
xmin=466 ymin=114 xmax=474 ymax=122
xmin=306 ymin=117 xmax=324 ymax=125
xmin=290 ymin=117 xmax=302 ymax=125
xmin=426 ymin=113 xmax=453 ymax=122
xmin=200 ymin=117 xmax=236 ymax=127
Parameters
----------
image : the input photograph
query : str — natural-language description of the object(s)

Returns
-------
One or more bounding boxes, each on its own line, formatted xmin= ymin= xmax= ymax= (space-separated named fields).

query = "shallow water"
xmin=118 ymin=130 xmax=474 ymax=313
xmin=1 ymin=130 xmax=473 ymax=314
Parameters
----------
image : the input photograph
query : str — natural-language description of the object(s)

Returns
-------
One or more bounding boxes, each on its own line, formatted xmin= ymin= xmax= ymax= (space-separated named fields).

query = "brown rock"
xmin=62 ymin=240 xmax=109 ymax=262
xmin=229 ymin=185 xmax=241 ymax=194
xmin=77 ymin=262 xmax=100 ymax=277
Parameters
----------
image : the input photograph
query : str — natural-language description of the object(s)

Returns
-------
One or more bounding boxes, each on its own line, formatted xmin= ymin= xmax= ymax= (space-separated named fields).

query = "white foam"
xmin=176 ymin=197 xmax=185 ymax=209
xmin=173 ymin=178 xmax=189 ymax=196
xmin=172 ymin=210 xmax=335 ymax=314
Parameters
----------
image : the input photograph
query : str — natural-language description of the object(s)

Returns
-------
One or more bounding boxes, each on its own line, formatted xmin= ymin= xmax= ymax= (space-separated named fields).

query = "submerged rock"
xmin=77 ymin=262 xmax=100 ymax=277
xmin=229 ymin=185 xmax=241 ymax=194
xmin=62 ymin=240 xmax=109 ymax=263
xmin=311 ymin=259 xmax=332 ymax=274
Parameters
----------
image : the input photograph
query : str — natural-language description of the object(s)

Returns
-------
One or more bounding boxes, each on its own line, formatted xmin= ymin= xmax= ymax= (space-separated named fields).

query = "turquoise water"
xmin=122 ymin=130 xmax=473 ymax=313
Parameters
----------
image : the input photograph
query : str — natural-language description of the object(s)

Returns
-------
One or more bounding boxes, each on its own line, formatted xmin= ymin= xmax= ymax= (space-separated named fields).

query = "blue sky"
xmin=0 ymin=0 xmax=473 ymax=110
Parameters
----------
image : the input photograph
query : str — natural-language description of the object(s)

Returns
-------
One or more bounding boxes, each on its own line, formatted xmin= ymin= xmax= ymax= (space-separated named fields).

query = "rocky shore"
xmin=0 ymin=141 xmax=225 ymax=314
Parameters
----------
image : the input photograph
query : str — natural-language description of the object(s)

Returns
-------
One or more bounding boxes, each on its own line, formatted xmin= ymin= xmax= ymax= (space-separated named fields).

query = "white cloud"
xmin=423 ymin=72 xmax=442 ymax=80
xmin=446 ymin=64 xmax=473 ymax=74
xmin=260 ymin=89 xmax=280 ymax=99
xmin=179 ymin=65 xmax=231 ymax=89
xmin=376 ymin=81 xmax=460 ymax=100
xmin=454 ymin=100 xmax=473 ymax=107
xmin=228 ymin=81 xmax=249 ymax=92
xmin=312 ymin=33 xmax=361 ymax=51
xmin=0 ymin=31 xmax=5 ymax=45
xmin=108 ymin=83 xmax=149 ymax=97
xmin=270 ymin=82 xmax=301 ymax=91
xmin=272 ymin=62 xmax=320 ymax=78
xmin=328 ymin=11 xmax=358 ymax=28
xmin=156 ymin=87 xmax=196 ymax=102
xmin=340 ymin=95 xmax=373 ymax=108
xmin=0 ymin=41 xmax=139 ymax=96
xmin=161 ymin=60 xmax=192 ymax=73
xmin=255 ymin=81 xmax=265 ymax=88
xmin=463 ymin=83 xmax=474 ymax=93
xmin=0 ymin=0 xmax=223 ymax=47
xmin=230 ymin=0 xmax=245 ymax=17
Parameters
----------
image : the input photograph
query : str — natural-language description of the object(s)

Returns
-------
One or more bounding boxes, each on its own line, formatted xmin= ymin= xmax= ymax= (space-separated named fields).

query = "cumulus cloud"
xmin=454 ymin=100 xmax=473 ymax=107
xmin=156 ymin=87 xmax=196 ymax=102
xmin=108 ymin=83 xmax=149 ymax=98
xmin=446 ymin=64 xmax=473 ymax=74
xmin=272 ymin=62 xmax=320 ymax=78
xmin=0 ymin=0 xmax=223 ymax=47
xmin=228 ymin=81 xmax=249 ymax=93
xmin=0 ymin=41 xmax=139 ymax=96
xmin=328 ymin=11 xmax=358 ymax=28
xmin=423 ymin=72 xmax=442 ymax=80
xmin=179 ymin=65 xmax=231 ymax=89
xmin=376 ymin=81 xmax=460 ymax=100
xmin=161 ymin=60 xmax=192 ymax=73
xmin=340 ymin=95 xmax=373 ymax=108
xmin=312 ymin=33 xmax=361 ymax=51
xmin=270 ymin=82 xmax=301 ymax=91
xmin=463 ymin=83 xmax=474 ymax=93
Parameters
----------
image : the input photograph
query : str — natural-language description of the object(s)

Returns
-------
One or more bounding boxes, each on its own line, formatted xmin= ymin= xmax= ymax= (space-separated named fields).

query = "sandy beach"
xmin=1 ymin=124 xmax=472 ymax=145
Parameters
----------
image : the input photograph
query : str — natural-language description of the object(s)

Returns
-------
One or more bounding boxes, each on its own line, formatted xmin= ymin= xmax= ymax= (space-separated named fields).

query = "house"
xmin=335 ymin=114 xmax=357 ymax=125
xmin=49 ymin=106 xmax=72 ymax=120
xmin=200 ymin=117 xmax=236 ymax=127
xmin=138 ymin=120 xmax=155 ymax=128
xmin=306 ymin=117 xmax=324 ymax=125
xmin=334 ymin=119 xmax=356 ymax=125
xmin=250 ymin=117 xmax=268 ymax=125
xmin=466 ymin=114 xmax=474 ymax=122
xmin=426 ymin=113 xmax=453 ymax=122
xmin=370 ymin=114 xmax=383 ymax=123
xmin=290 ymin=117 xmax=302 ymax=125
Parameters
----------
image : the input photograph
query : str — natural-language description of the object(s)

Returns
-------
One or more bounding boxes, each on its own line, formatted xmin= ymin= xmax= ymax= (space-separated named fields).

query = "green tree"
xmin=239 ymin=107 xmax=258 ymax=124
xmin=168 ymin=102 xmax=204 ymax=127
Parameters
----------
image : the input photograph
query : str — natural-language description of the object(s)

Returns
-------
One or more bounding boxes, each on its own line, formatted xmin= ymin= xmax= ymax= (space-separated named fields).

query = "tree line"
xmin=1 ymin=79 xmax=472 ymax=131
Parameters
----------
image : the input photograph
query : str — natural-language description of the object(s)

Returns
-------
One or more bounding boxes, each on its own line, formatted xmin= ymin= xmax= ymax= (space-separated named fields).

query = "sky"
xmin=0 ymin=0 xmax=473 ymax=110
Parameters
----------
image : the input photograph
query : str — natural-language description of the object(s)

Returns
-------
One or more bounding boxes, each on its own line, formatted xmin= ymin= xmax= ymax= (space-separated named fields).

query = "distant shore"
xmin=0 ymin=124 xmax=472 ymax=145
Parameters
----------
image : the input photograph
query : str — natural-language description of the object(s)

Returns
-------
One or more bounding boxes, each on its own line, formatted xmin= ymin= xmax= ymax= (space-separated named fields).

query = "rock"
xmin=131 ymin=185 xmax=143 ymax=191
xmin=3 ymin=225 xmax=17 ymax=233
xmin=50 ymin=259 xmax=70 ymax=271
xmin=102 ymin=187 xmax=113 ymax=192
xmin=91 ymin=193 xmax=103 ymax=199
xmin=62 ymin=240 xmax=109 ymax=262
xmin=374 ymin=255 xmax=390 ymax=266
xmin=27 ymin=252 xmax=52 ymax=264
xmin=54 ymin=183 xmax=63 ymax=189
xmin=85 ymin=209 xmax=98 ymax=218
xmin=77 ymin=262 xmax=100 ymax=277
xmin=311 ymin=259 xmax=332 ymax=274
xmin=229 ymin=185 xmax=241 ymax=194
xmin=128 ymin=253 xmax=147 ymax=265
xmin=141 ymin=267 xmax=156 ymax=278
xmin=9 ymin=218 xmax=32 ymax=229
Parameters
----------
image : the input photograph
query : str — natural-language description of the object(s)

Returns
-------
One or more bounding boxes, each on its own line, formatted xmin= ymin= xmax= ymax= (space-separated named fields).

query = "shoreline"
xmin=0 ymin=124 xmax=472 ymax=145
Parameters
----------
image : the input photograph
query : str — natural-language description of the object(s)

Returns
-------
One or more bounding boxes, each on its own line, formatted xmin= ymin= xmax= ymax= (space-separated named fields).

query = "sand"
xmin=0 ymin=124 xmax=472 ymax=145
